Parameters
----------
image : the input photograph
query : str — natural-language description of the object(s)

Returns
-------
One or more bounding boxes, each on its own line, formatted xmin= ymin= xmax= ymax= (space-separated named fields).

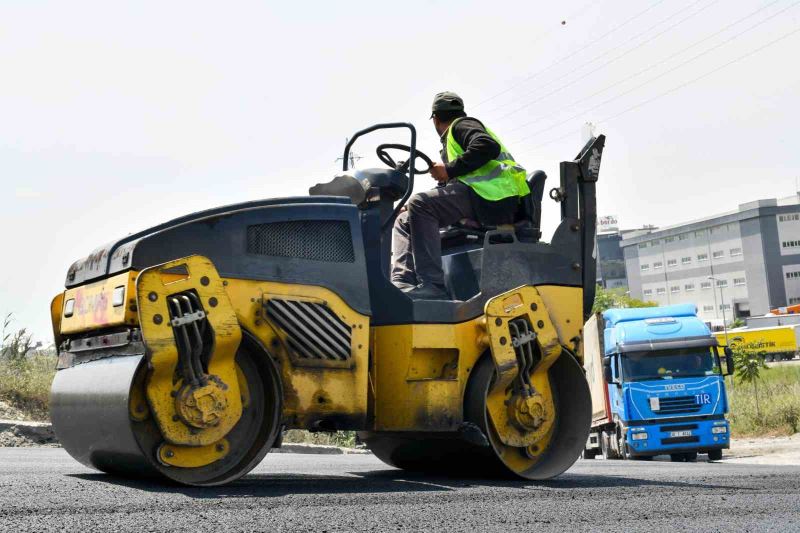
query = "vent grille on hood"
xmin=265 ymin=298 xmax=352 ymax=362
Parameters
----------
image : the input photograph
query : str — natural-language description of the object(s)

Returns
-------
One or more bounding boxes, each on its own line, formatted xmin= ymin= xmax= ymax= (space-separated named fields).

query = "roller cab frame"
xmin=49 ymin=123 xmax=605 ymax=485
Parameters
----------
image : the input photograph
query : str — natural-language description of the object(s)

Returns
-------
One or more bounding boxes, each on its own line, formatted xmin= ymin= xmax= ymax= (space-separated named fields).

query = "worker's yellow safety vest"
xmin=445 ymin=117 xmax=529 ymax=202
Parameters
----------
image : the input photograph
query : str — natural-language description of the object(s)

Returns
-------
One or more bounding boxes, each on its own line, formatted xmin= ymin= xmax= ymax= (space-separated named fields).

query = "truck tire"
xmin=601 ymin=432 xmax=619 ymax=460
xmin=708 ymin=449 xmax=723 ymax=461
xmin=684 ymin=452 xmax=698 ymax=462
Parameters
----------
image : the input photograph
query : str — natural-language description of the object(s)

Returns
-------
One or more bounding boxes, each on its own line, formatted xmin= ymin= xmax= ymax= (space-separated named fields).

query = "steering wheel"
xmin=376 ymin=144 xmax=433 ymax=175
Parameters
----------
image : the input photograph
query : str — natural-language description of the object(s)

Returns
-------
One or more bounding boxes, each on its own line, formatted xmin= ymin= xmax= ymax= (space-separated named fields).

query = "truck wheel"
xmin=683 ymin=452 xmax=698 ymax=462
xmin=670 ymin=453 xmax=684 ymax=462
xmin=708 ymin=449 xmax=723 ymax=461
xmin=600 ymin=432 xmax=615 ymax=460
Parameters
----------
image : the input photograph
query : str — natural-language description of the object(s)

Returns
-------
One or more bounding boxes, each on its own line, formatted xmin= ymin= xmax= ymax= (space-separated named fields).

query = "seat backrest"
xmin=525 ymin=170 xmax=547 ymax=230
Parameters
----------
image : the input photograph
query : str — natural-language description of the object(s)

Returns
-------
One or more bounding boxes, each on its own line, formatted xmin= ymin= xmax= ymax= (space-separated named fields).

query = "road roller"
xmin=49 ymin=122 xmax=605 ymax=486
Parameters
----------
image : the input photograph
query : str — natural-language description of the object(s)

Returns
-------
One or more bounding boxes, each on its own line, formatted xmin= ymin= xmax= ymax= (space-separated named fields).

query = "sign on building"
xmin=598 ymin=215 xmax=619 ymax=234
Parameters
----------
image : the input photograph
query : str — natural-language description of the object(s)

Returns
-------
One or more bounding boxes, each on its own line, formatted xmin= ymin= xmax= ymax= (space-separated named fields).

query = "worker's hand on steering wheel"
xmin=430 ymin=162 xmax=448 ymax=184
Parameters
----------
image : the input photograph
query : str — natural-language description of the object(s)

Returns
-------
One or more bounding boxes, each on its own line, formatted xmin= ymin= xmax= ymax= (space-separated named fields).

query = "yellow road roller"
xmin=49 ymin=123 xmax=605 ymax=486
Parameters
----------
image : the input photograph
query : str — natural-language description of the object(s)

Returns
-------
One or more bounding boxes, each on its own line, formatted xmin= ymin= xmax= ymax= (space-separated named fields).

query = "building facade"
xmin=597 ymin=232 xmax=627 ymax=289
xmin=621 ymin=195 xmax=800 ymax=322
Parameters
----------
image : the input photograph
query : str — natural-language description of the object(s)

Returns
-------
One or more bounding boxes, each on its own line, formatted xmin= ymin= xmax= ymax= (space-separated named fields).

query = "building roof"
xmin=620 ymin=193 xmax=800 ymax=247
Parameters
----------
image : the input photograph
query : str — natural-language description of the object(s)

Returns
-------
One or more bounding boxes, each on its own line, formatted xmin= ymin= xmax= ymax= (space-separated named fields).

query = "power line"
xmin=487 ymin=0 xmax=717 ymax=121
xmin=473 ymin=0 xmax=667 ymax=109
xmin=504 ymin=0 xmax=782 ymax=136
xmin=511 ymin=0 xmax=800 ymax=146
xmin=516 ymin=24 xmax=800 ymax=156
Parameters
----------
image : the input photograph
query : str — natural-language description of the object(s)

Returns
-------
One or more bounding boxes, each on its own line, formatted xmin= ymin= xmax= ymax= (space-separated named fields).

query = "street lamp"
xmin=708 ymin=276 xmax=730 ymax=348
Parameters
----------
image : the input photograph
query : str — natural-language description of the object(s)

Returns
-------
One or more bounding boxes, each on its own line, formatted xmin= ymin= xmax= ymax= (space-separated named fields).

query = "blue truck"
xmin=582 ymin=304 xmax=734 ymax=461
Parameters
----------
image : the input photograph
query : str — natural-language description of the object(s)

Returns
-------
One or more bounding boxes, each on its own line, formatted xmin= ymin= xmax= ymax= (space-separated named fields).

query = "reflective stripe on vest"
xmin=445 ymin=118 xmax=529 ymax=202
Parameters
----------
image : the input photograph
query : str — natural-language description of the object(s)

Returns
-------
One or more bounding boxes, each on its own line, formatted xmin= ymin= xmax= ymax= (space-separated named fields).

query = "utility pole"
xmin=708 ymin=275 xmax=729 ymax=347
xmin=335 ymin=137 xmax=363 ymax=170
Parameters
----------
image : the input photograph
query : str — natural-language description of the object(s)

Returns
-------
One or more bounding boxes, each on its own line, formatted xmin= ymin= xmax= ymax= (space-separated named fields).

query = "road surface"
xmin=1 ymin=448 xmax=798 ymax=532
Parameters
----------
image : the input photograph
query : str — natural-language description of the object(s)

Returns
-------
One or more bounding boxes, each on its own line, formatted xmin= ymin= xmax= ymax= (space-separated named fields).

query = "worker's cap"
xmin=430 ymin=91 xmax=464 ymax=118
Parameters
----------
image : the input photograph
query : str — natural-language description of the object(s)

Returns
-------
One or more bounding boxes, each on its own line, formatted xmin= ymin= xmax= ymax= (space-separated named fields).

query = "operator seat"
xmin=441 ymin=170 xmax=548 ymax=248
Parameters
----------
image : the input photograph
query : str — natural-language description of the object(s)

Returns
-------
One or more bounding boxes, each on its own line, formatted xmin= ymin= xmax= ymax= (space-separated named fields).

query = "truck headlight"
xmin=631 ymin=432 xmax=648 ymax=441
xmin=711 ymin=426 xmax=728 ymax=434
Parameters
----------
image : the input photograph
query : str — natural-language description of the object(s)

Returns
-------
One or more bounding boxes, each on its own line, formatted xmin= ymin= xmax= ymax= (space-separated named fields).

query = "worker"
xmin=392 ymin=91 xmax=529 ymax=300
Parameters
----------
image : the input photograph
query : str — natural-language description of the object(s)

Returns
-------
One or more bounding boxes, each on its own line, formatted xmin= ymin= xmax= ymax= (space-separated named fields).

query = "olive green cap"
xmin=430 ymin=91 xmax=464 ymax=117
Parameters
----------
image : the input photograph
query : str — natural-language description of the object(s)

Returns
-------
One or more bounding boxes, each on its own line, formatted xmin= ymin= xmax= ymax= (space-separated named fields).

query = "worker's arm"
xmin=444 ymin=118 xmax=501 ymax=178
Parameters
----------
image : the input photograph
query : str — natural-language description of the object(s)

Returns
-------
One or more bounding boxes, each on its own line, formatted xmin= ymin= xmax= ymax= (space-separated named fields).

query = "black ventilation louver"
xmin=265 ymin=299 xmax=352 ymax=363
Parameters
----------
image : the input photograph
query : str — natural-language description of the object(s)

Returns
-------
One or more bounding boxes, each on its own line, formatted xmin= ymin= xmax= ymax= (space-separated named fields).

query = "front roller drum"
xmin=50 ymin=339 xmax=282 ymax=486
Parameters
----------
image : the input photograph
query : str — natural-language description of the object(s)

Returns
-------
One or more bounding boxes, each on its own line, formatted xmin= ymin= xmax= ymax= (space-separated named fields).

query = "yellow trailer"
xmin=715 ymin=325 xmax=800 ymax=362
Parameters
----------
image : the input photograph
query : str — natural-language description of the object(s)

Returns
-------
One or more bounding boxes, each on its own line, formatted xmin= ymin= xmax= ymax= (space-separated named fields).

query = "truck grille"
xmin=655 ymin=396 xmax=701 ymax=415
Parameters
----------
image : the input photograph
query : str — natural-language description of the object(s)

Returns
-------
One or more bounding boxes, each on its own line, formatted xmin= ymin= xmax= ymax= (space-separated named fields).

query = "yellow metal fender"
xmin=483 ymin=286 xmax=563 ymax=449
xmin=137 ymin=255 xmax=243 ymax=447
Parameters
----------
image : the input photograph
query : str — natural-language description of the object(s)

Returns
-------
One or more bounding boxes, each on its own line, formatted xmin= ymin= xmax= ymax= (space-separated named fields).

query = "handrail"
xmin=342 ymin=122 xmax=417 ymax=233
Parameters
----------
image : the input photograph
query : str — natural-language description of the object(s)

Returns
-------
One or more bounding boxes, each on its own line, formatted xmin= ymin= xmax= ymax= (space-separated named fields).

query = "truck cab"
xmin=583 ymin=304 xmax=734 ymax=461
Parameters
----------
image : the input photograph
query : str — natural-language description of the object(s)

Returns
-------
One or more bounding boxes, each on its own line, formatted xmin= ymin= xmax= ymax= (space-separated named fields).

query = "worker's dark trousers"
xmin=391 ymin=180 xmax=475 ymax=288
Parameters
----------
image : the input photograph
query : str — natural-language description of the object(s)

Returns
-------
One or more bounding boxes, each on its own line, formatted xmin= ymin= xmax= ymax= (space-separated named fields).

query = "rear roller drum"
xmin=361 ymin=352 xmax=591 ymax=480
xmin=463 ymin=352 xmax=592 ymax=479
xmin=51 ymin=335 xmax=282 ymax=486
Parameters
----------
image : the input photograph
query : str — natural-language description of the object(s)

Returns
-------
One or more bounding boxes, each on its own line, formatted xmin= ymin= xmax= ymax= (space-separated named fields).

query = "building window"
xmin=670 ymin=285 xmax=680 ymax=293
xmin=733 ymin=277 xmax=746 ymax=286
xmin=720 ymin=304 xmax=731 ymax=311
xmin=638 ymin=243 xmax=648 ymax=249
xmin=667 ymin=259 xmax=677 ymax=268
xmin=656 ymin=287 xmax=666 ymax=295
xmin=653 ymin=262 xmax=663 ymax=270
xmin=652 ymin=239 xmax=661 ymax=245
xmin=685 ymin=284 xmax=695 ymax=291
xmin=698 ymin=253 xmax=708 ymax=262
xmin=643 ymin=289 xmax=653 ymax=296
xmin=679 ymin=234 xmax=689 ymax=241
xmin=703 ymin=305 xmax=714 ymax=312
xmin=716 ymin=279 xmax=728 ymax=288
xmin=665 ymin=237 xmax=674 ymax=243
xmin=712 ymin=250 xmax=724 ymax=259
xmin=779 ymin=214 xmax=800 ymax=222
xmin=641 ymin=264 xmax=649 ymax=272
xmin=730 ymin=247 xmax=742 ymax=256
xmin=695 ymin=230 xmax=706 ymax=238
xmin=786 ymin=271 xmax=800 ymax=279
xmin=790 ymin=297 xmax=800 ymax=305
xmin=681 ymin=256 xmax=692 ymax=265
xmin=700 ymin=281 xmax=712 ymax=290
xmin=782 ymin=241 xmax=800 ymax=249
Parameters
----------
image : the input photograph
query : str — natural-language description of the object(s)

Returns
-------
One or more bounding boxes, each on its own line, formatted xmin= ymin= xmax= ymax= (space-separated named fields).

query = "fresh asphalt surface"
xmin=1 ymin=449 xmax=798 ymax=532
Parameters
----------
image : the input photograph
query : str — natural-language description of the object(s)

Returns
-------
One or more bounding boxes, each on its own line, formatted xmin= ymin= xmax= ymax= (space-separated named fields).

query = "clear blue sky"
xmin=2 ymin=0 xmax=799 ymax=342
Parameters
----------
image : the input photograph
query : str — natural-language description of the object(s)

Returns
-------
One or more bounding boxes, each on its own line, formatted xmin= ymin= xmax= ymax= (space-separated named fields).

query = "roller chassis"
xmin=50 ymin=123 xmax=605 ymax=486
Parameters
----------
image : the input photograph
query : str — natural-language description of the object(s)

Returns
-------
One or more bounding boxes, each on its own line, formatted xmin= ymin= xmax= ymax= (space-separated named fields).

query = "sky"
xmin=1 ymin=0 xmax=799 ymax=342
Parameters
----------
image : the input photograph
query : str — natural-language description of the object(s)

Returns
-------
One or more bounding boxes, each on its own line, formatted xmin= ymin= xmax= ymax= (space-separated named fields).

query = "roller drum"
xmin=50 ymin=355 xmax=157 ymax=478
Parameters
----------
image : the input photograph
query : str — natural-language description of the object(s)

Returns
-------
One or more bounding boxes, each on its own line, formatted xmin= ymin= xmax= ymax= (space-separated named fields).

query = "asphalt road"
xmin=1 ymin=449 xmax=798 ymax=532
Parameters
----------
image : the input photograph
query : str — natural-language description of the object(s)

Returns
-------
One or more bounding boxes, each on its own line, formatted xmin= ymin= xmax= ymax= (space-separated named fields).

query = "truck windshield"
xmin=621 ymin=347 xmax=720 ymax=381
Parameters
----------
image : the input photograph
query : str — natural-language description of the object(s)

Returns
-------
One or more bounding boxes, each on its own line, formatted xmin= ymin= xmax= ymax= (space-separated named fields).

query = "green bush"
xmin=0 ymin=352 xmax=56 ymax=421
xmin=728 ymin=365 xmax=800 ymax=437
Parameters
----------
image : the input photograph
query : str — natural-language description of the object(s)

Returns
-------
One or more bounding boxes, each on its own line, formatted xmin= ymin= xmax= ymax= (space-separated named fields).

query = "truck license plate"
xmin=670 ymin=430 xmax=692 ymax=438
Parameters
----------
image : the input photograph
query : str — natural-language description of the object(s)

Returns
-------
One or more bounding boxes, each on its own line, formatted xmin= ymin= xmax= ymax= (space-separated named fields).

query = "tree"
xmin=732 ymin=343 xmax=768 ymax=417
xmin=592 ymin=285 xmax=657 ymax=314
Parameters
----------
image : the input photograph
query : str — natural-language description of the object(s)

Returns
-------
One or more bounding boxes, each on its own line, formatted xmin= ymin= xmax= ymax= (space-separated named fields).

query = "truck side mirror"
xmin=602 ymin=357 xmax=613 ymax=384
xmin=724 ymin=347 xmax=735 ymax=376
